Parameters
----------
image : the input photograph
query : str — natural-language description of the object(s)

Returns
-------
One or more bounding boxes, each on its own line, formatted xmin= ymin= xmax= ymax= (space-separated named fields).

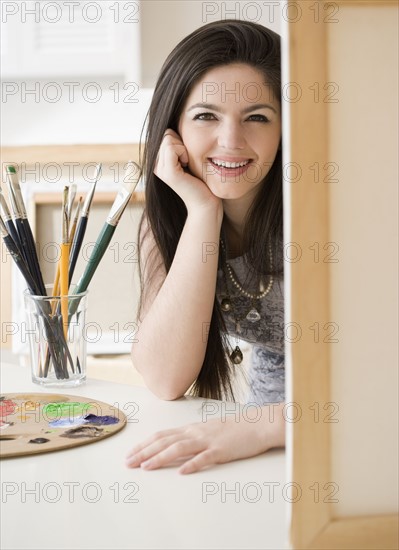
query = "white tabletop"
xmin=0 ymin=363 xmax=287 ymax=550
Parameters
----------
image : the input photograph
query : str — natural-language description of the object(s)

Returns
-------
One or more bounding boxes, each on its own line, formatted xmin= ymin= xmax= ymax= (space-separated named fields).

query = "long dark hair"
xmin=138 ymin=19 xmax=283 ymax=400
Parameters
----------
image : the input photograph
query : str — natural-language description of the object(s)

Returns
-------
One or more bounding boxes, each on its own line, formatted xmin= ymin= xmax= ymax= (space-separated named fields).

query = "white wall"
xmin=140 ymin=0 xmax=282 ymax=87
xmin=1 ymin=0 xmax=282 ymax=146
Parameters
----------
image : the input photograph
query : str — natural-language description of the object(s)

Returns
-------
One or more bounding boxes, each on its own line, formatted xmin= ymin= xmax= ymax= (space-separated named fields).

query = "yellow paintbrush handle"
xmin=60 ymin=242 xmax=70 ymax=338
xmin=50 ymin=264 xmax=61 ymax=315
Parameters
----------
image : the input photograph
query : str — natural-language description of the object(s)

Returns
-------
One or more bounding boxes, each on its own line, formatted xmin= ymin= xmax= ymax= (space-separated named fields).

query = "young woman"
xmin=126 ymin=20 xmax=285 ymax=474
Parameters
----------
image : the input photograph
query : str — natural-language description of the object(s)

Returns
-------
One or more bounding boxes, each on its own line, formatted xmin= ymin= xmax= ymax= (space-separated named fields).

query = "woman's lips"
xmin=208 ymin=158 xmax=253 ymax=178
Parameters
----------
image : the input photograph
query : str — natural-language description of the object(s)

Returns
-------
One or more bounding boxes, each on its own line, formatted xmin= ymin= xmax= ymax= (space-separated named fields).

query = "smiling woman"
xmin=178 ymin=63 xmax=281 ymax=203
xmin=128 ymin=20 xmax=285 ymax=474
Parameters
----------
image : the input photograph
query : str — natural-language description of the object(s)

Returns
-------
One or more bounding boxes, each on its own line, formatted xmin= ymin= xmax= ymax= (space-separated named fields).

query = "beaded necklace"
xmin=219 ymin=238 xmax=274 ymax=364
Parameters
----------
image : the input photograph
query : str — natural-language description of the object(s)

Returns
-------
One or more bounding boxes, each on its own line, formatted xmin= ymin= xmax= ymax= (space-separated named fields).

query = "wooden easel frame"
xmin=284 ymin=1 xmax=398 ymax=548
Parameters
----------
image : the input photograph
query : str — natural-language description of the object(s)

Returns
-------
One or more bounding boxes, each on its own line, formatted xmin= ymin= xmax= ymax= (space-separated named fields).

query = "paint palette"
xmin=0 ymin=393 xmax=127 ymax=458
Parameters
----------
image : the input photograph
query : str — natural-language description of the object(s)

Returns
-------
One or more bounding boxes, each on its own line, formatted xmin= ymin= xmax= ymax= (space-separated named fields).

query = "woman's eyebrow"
xmin=187 ymin=102 xmax=277 ymax=114
xmin=242 ymin=104 xmax=277 ymax=114
xmin=186 ymin=102 xmax=220 ymax=112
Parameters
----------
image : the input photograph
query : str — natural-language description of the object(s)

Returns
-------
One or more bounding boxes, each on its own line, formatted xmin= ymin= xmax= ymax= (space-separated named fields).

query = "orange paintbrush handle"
xmin=60 ymin=242 xmax=70 ymax=337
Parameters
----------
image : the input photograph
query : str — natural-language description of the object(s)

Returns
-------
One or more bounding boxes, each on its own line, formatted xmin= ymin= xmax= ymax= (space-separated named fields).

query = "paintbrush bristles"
xmin=5 ymin=166 xmax=27 ymax=218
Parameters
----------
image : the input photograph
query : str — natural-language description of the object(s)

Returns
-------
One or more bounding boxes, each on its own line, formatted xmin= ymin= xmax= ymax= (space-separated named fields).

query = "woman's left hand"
xmin=125 ymin=404 xmax=285 ymax=474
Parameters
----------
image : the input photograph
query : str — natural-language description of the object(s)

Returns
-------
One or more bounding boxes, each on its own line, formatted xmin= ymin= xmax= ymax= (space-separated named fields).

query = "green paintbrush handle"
xmin=74 ymin=222 xmax=116 ymax=295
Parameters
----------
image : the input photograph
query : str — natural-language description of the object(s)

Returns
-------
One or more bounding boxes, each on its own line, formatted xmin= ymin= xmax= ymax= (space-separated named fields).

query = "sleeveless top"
xmin=216 ymin=254 xmax=285 ymax=405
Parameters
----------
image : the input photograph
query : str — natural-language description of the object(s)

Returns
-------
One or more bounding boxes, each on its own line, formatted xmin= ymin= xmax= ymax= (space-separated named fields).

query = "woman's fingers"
xmin=164 ymin=131 xmax=189 ymax=166
xmin=125 ymin=422 xmax=223 ymax=473
xmin=125 ymin=436 xmax=179 ymax=468
xmin=179 ymin=449 xmax=218 ymax=475
xmin=162 ymin=128 xmax=180 ymax=140
xmin=126 ymin=427 xmax=208 ymax=471
xmin=154 ymin=130 xmax=188 ymax=178
xmin=140 ymin=438 xmax=206 ymax=470
xmin=162 ymin=142 xmax=188 ymax=171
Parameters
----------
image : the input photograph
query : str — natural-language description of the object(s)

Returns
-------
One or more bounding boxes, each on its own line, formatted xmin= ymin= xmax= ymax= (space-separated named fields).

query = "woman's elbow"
xmin=142 ymin=375 xmax=188 ymax=401
xmin=152 ymin=386 xmax=186 ymax=401
xmin=131 ymin=347 xmax=189 ymax=401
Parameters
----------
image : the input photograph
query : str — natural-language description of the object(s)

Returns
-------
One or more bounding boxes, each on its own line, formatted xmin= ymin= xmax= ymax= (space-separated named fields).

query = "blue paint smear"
xmin=48 ymin=414 xmax=119 ymax=429
xmin=49 ymin=416 xmax=87 ymax=428
xmin=84 ymin=414 xmax=119 ymax=426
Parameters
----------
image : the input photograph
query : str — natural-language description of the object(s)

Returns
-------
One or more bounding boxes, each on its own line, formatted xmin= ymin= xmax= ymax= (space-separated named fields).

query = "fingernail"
xmin=141 ymin=459 xmax=153 ymax=469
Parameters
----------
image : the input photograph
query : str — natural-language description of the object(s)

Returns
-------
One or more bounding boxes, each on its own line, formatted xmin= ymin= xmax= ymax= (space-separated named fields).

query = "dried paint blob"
xmin=23 ymin=401 xmax=40 ymax=411
xmin=84 ymin=414 xmax=119 ymax=426
xmin=0 ymin=399 xmax=18 ymax=417
xmin=29 ymin=438 xmax=50 ymax=444
xmin=18 ymin=394 xmax=67 ymax=404
xmin=61 ymin=426 xmax=103 ymax=439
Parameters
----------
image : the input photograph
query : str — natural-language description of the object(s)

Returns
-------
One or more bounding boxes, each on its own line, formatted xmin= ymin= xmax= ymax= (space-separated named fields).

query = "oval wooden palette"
xmin=0 ymin=393 xmax=127 ymax=458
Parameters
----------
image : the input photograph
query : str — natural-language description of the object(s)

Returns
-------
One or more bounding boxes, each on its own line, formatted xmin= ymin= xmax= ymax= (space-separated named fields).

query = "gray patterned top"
xmin=216 ymin=255 xmax=285 ymax=405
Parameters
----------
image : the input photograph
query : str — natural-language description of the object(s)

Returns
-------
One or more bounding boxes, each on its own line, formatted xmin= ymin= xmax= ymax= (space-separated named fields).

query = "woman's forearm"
xmin=211 ymin=402 xmax=286 ymax=451
xmin=132 ymin=205 xmax=223 ymax=400
xmin=256 ymin=403 xmax=286 ymax=450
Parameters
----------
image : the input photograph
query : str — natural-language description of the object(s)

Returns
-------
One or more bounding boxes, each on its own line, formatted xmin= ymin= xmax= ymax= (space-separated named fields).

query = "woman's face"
xmin=178 ymin=63 xmax=281 ymax=202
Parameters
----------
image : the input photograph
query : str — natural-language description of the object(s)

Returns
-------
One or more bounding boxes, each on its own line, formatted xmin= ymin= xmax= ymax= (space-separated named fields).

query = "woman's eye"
xmin=247 ymin=114 xmax=270 ymax=123
xmin=193 ymin=112 xmax=217 ymax=121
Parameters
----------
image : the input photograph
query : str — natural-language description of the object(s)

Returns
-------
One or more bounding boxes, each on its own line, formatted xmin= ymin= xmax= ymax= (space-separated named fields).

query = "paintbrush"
xmin=52 ymin=197 xmax=82 ymax=299
xmin=60 ymin=187 xmax=70 ymax=338
xmin=0 ymin=186 xmax=21 ymax=251
xmin=68 ymin=197 xmax=82 ymax=256
xmin=2 ymin=170 xmax=74 ymax=378
xmin=0 ymin=215 xmax=39 ymax=294
xmin=0 ymin=214 xmax=69 ymax=377
xmin=69 ymin=164 xmax=101 ymax=284
xmin=71 ymin=161 xmax=140 ymax=303
xmin=67 ymin=183 xmax=77 ymax=220
xmin=5 ymin=165 xmax=47 ymax=296
xmin=44 ymin=196 xmax=82 ymax=377
xmin=0 ymin=215 xmax=56 ymax=377
xmin=43 ymin=187 xmax=75 ymax=378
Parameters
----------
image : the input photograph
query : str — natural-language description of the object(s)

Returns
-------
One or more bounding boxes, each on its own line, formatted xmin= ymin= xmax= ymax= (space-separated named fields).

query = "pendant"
xmin=246 ymin=308 xmax=261 ymax=323
xmin=230 ymin=346 xmax=243 ymax=365
xmin=221 ymin=298 xmax=232 ymax=312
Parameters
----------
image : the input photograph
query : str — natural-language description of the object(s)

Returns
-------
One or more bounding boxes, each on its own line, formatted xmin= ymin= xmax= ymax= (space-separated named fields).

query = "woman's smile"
xmin=207 ymin=157 xmax=253 ymax=178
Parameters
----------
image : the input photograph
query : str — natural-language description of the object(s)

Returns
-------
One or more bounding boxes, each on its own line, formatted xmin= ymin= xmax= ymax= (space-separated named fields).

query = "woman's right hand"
xmin=154 ymin=129 xmax=222 ymax=214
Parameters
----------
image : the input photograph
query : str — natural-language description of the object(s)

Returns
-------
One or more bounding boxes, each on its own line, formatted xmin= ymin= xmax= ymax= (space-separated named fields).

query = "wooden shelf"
xmin=1 ymin=143 xmax=141 ymax=165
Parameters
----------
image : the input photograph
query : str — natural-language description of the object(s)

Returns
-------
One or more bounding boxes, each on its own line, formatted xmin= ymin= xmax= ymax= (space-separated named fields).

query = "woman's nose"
xmin=217 ymin=122 xmax=246 ymax=150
